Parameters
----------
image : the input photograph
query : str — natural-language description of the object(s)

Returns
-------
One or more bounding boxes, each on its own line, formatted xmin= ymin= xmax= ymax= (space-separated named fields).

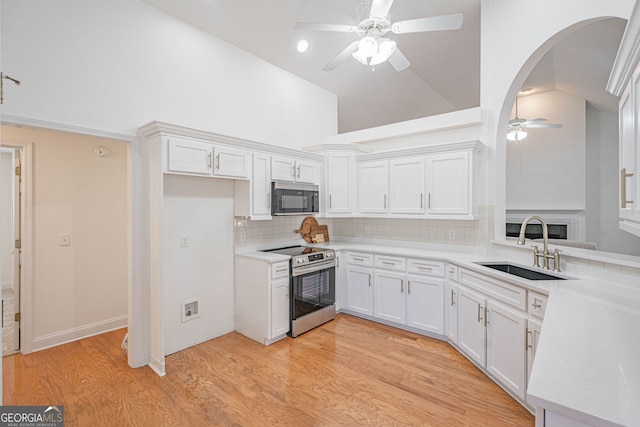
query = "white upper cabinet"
xmin=166 ymin=137 xmax=213 ymax=176
xmin=271 ymin=155 xmax=319 ymax=184
xmin=358 ymin=160 xmax=389 ymax=213
xmin=607 ymin=15 xmax=640 ymax=237
xmin=426 ymin=151 xmax=471 ymax=216
xmin=389 ymin=157 xmax=426 ymax=214
xmin=326 ymin=153 xmax=354 ymax=214
xmin=212 ymin=145 xmax=250 ymax=179
xmin=251 ymin=153 xmax=272 ymax=218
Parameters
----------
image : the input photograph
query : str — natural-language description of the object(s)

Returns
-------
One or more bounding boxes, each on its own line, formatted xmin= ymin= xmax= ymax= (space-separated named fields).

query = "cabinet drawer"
xmin=447 ymin=263 xmax=459 ymax=282
xmin=271 ymin=261 xmax=290 ymax=279
xmin=459 ymin=268 xmax=527 ymax=311
xmin=375 ymin=255 xmax=406 ymax=271
xmin=347 ymin=252 xmax=374 ymax=266
xmin=407 ymin=258 xmax=445 ymax=276
xmin=528 ymin=291 xmax=548 ymax=319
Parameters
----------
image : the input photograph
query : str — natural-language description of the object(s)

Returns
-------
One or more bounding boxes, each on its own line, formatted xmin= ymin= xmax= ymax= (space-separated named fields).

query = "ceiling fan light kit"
xmin=507 ymin=97 xmax=563 ymax=142
xmin=294 ymin=0 xmax=464 ymax=72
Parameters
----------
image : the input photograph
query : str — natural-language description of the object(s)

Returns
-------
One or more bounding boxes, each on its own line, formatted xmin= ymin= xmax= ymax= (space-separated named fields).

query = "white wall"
xmin=586 ymin=105 xmax=640 ymax=255
xmin=162 ymin=175 xmax=235 ymax=355
xmin=0 ymin=0 xmax=337 ymax=149
xmin=480 ymin=0 xmax=634 ymax=239
xmin=507 ymin=91 xmax=586 ymax=210
xmin=2 ymin=125 xmax=128 ymax=350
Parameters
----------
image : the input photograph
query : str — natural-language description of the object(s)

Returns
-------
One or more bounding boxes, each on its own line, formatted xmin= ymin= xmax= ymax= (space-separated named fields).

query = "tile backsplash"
xmin=234 ymin=206 xmax=494 ymax=247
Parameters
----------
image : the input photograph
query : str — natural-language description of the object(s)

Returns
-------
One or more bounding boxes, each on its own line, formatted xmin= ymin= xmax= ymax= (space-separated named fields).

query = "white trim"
xmin=148 ymin=354 xmax=166 ymax=377
xmin=1 ymin=114 xmax=134 ymax=142
xmin=607 ymin=2 xmax=640 ymax=96
xmin=357 ymin=140 xmax=484 ymax=162
xmin=31 ymin=315 xmax=127 ymax=352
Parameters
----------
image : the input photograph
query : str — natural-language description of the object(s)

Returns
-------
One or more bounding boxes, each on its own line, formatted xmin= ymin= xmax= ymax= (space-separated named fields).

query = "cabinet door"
xmin=426 ymin=151 xmax=470 ymax=215
xmin=213 ymin=146 xmax=249 ymax=178
xmin=526 ymin=318 xmax=543 ymax=384
xmin=252 ymin=153 xmax=272 ymax=217
xmin=270 ymin=278 xmax=290 ymax=338
xmin=373 ymin=270 xmax=406 ymax=324
xmin=445 ymin=282 xmax=458 ymax=344
xmin=334 ymin=251 xmax=343 ymax=311
xmin=296 ymin=159 xmax=319 ymax=184
xmin=619 ymin=73 xmax=640 ymax=235
xmin=486 ymin=300 xmax=527 ymax=401
xmin=457 ymin=287 xmax=486 ymax=367
xmin=327 ymin=153 xmax=353 ymax=214
xmin=167 ymin=137 xmax=213 ymax=175
xmin=271 ymin=155 xmax=296 ymax=182
xmin=358 ymin=161 xmax=389 ymax=213
xmin=345 ymin=266 xmax=374 ymax=316
xmin=389 ymin=157 xmax=426 ymax=214
xmin=406 ymin=275 xmax=444 ymax=335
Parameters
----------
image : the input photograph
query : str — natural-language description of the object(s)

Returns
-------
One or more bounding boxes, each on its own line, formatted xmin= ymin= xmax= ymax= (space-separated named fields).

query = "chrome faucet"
xmin=517 ymin=215 xmax=561 ymax=272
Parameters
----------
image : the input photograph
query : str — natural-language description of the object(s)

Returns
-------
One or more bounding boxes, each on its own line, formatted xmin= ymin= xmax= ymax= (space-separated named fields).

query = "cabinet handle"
xmin=408 ymin=280 xmax=411 ymax=294
xmin=484 ymin=307 xmax=490 ymax=326
xmin=382 ymin=261 xmax=395 ymax=266
xmin=384 ymin=194 xmax=387 ymax=209
xmin=292 ymin=164 xmax=296 ymax=178
xmin=267 ymin=192 xmax=271 ymax=209
xmin=353 ymin=257 xmax=365 ymax=262
xmin=216 ymin=153 xmax=221 ymax=170
xmin=207 ymin=152 xmax=213 ymax=169
xmin=329 ymin=195 xmax=332 ymax=209
xmin=621 ymin=168 xmax=634 ymax=208
xmin=532 ymin=300 xmax=542 ymax=309
xmin=368 ymin=274 xmax=371 ymax=287
xmin=428 ymin=192 xmax=432 ymax=209
xmin=450 ymin=289 xmax=455 ymax=306
xmin=275 ymin=268 xmax=288 ymax=273
xmin=336 ymin=256 xmax=340 ymax=268
xmin=420 ymin=192 xmax=424 ymax=209
xmin=477 ymin=304 xmax=482 ymax=323
xmin=400 ymin=279 xmax=404 ymax=293
xmin=297 ymin=165 xmax=301 ymax=179
xmin=526 ymin=329 xmax=533 ymax=350
xmin=417 ymin=266 xmax=432 ymax=271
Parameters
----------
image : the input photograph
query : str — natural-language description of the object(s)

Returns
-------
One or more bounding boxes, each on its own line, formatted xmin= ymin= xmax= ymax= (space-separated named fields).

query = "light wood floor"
xmin=3 ymin=314 xmax=534 ymax=426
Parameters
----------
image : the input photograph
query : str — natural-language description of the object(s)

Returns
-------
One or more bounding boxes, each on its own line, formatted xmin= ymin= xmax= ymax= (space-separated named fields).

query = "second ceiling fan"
xmin=294 ymin=0 xmax=464 ymax=71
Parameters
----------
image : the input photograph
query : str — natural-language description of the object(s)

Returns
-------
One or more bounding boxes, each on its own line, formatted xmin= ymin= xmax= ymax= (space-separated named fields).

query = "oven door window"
xmin=291 ymin=267 xmax=335 ymax=319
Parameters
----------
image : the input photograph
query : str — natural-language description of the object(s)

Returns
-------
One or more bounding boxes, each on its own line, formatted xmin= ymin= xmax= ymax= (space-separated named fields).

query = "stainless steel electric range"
xmin=262 ymin=245 xmax=336 ymax=337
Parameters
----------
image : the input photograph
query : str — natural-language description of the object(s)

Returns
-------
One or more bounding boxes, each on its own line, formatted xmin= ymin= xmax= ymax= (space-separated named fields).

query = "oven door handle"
xmin=292 ymin=260 xmax=336 ymax=276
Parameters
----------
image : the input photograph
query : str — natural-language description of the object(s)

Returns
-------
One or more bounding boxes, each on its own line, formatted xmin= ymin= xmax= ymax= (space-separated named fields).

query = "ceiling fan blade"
xmin=523 ymin=123 xmax=563 ymax=129
xmin=370 ymin=0 xmax=394 ymax=21
xmin=387 ymin=48 xmax=411 ymax=71
xmin=391 ymin=13 xmax=464 ymax=34
xmin=523 ymin=118 xmax=547 ymax=124
xmin=294 ymin=22 xmax=357 ymax=33
xmin=323 ymin=40 xmax=360 ymax=71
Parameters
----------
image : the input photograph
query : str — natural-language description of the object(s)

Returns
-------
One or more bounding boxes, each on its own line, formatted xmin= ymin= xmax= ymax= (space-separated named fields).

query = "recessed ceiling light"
xmin=519 ymin=87 xmax=535 ymax=95
xmin=296 ymin=39 xmax=309 ymax=53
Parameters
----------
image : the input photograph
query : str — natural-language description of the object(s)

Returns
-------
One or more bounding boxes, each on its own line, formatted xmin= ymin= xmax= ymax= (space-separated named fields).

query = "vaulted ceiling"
xmin=141 ymin=0 xmax=625 ymax=133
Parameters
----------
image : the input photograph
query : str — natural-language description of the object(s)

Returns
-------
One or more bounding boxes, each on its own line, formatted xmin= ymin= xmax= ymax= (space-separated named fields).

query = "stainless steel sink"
xmin=475 ymin=262 xmax=566 ymax=281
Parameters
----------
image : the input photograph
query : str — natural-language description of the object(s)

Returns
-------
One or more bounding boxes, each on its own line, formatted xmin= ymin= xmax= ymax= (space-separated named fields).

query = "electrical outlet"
xmin=448 ymin=230 xmax=456 ymax=240
xmin=180 ymin=234 xmax=189 ymax=248
xmin=239 ymin=230 xmax=246 ymax=241
xmin=364 ymin=225 xmax=371 ymax=235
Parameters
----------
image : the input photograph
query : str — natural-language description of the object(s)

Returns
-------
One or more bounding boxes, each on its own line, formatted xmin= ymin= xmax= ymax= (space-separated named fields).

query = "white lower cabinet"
xmin=458 ymin=286 xmax=487 ymax=366
xmin=235 ymin=257 xmax=289 ymax=345
xmin=374 ymin=270 xmax=406 ymax=324
xmin=345 ymin=265 xmax=374 ymax=316
xmin=486 ymin=300 xmax=527 ymax=401
xmin=335 ymin=251 xmax=344 ymax=311
xmin=526 ymin=317 xmax=543 ymax=384
xmin=406 ymin=274 xmax=444 ymax=334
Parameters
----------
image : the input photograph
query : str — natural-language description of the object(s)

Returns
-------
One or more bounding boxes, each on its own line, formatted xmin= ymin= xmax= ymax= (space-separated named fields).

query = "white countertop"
xmin=235 ymin=239 xmax=640 ymax=425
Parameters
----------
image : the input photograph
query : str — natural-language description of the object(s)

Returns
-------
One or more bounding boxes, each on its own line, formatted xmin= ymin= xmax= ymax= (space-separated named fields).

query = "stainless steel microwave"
xmin=271 ymin=181 xmax=319 ymax=215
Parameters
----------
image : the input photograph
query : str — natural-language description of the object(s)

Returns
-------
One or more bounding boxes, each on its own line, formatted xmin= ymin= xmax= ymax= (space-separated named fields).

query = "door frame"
xmin=1 ymin=139 xmax=33 ymax=354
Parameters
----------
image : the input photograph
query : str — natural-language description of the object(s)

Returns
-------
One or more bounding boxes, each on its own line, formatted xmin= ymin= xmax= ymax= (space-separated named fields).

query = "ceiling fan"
xmin=507 ymin=97 xmax=563 ymax=141
xmin=294 ymin=0 xmax=464 ymax=72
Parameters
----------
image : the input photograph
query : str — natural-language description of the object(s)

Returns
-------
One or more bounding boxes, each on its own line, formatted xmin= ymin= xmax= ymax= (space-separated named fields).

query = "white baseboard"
xmin=148 ymin=355 xmax=166 ymax=377
xmin=31 ymin=315 xmax=127 ymax=352
xmin=1 ymin=281 xmax=13 ymax=291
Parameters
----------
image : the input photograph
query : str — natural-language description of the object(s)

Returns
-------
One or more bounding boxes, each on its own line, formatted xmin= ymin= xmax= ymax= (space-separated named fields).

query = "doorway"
xmin=1 ymin=146 xmax=21 ymax=356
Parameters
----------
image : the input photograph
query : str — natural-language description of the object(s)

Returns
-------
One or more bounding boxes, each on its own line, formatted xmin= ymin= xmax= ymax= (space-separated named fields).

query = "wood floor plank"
xmin=3 ymin=314 xmax=534 ymax=426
